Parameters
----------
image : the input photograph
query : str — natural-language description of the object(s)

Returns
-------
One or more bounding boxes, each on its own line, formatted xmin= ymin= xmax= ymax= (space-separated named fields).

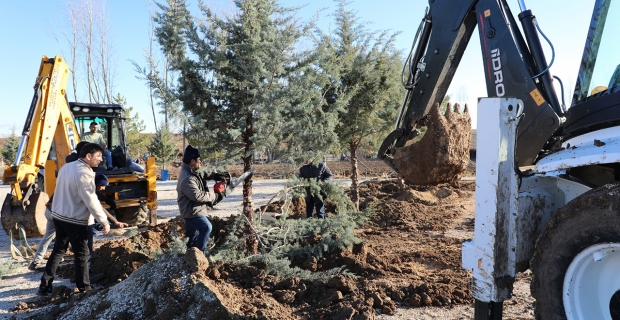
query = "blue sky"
xmin=0 ymin=0 xmax=597 ymax=137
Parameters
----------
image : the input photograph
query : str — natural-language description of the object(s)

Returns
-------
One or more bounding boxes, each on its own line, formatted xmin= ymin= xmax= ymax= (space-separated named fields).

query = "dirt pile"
xmin=393 ymin=103 xmax=471 ymax=185
xmin=41 ymin=249 xmax=255 ymax=320
xmin=17 ymin=179 xmax=476 ymax=319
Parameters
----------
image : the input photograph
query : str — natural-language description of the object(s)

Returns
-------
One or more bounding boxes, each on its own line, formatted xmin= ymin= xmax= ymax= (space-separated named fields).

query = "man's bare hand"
xmin=115 ymin=222 xmax=128 ymax=229
xmin=102 ymin=223 xmax=111 ymax=235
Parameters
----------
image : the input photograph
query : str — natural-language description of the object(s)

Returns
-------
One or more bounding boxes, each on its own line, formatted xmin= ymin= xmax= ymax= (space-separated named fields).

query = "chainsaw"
xmin=210 ymin=167 xmax=255 ymax=205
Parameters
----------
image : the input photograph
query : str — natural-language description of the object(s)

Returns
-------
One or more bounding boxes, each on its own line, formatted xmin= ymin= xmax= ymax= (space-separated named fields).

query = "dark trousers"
xmin=305 ymin=193 xmax=325 ymax=219
xmin=41 ymin=218 xmax=91 ymax=292
xmin=185 ymin=216 xmax=212 ymax=253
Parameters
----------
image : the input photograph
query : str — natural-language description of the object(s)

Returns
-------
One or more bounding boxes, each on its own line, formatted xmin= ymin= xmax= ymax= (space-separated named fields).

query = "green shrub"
xmin=208 ymin=176 xmax=373 ymax=281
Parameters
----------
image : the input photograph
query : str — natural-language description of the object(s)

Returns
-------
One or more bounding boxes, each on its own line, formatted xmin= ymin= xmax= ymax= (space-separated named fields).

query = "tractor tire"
xmin=530 ymin=183 xmax=620 ymax=320
xmin=116 ymin=205 xmax=148 ymax=227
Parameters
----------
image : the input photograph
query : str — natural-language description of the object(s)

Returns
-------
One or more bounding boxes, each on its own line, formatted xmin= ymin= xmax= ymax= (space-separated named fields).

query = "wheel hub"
xmin=610 ymin=290 xmax=620 ymax=320
xmin=563 ymin=243 xmax=620 ymax=320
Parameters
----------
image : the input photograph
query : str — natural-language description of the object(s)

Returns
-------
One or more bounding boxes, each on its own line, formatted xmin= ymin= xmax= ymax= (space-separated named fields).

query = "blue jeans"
xmin=103 ymin=150 xmax=112 ymax=168
xmin=305 ymin=193 xmax=325 ymax=219
xmin=184 ymin=216 xmax=212 ymax=253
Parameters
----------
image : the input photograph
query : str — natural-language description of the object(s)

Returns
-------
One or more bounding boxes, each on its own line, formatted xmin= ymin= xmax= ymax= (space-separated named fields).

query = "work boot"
xmin=28 ymin=262 xmax=46 ymax=272
xmin=36 ymin=285 xmax=53 ymax=296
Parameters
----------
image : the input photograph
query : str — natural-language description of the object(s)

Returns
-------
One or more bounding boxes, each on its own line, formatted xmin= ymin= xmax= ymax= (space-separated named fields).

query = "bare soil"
xmin=12 ymin=177 xmax=505 ymax=319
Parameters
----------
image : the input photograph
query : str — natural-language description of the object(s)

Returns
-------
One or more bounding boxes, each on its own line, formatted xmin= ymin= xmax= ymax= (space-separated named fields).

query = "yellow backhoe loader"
xmin=1 ymin=55 xmax=158 ymax=245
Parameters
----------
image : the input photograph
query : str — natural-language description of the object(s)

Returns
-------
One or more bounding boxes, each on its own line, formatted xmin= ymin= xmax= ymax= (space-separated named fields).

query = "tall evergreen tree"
xmin=320 ymin=0 xmax=403 ymax=209
xmin=1 ymin=129 xmax=19 ymax=165
xmin=113 ymin=94 xmax=151 ymax=160
xmin=147 ymin=123 xmax=176 ymax=170
xmin=153 ymin=0 xmax=339 ymax=253
xmin=125 ymin=106 xmax=152 ymax=161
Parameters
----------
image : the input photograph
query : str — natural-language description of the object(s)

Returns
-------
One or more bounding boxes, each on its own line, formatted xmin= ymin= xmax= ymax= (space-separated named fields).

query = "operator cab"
xmin=70 ymin=102 xmax=141 ymax=174
xmin=563 ymin=0 xmax=620 ymax=140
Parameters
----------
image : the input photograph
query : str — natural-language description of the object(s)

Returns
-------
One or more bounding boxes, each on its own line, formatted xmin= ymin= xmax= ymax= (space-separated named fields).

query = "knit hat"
xmin=95 ymin=173 xmax=109 ymax=186
xmin=306 ymin=148 xmax=315 ymax=162
xmin=183 ymin=145 xmax=201 ymax=163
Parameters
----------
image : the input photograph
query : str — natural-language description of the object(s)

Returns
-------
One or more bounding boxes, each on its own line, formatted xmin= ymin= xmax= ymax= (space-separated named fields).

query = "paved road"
xmin=154 ymin=179 xmax=291 ymax=220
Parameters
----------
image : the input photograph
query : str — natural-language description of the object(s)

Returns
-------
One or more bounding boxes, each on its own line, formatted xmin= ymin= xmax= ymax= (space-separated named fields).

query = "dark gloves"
xmin=212 ymin=192 xmax=225 ymax=206
xmin=205 ymin=172 xmax=226 ymax=182
xmin=213 ymin=172 xmax=226 ymax=182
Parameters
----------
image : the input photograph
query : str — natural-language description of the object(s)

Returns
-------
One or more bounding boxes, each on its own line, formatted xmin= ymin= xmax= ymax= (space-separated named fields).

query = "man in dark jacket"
xmin=298 ymin=148 xmax=333 ymax=219
xmin=176 ymin=145 xmax=221 ymax=254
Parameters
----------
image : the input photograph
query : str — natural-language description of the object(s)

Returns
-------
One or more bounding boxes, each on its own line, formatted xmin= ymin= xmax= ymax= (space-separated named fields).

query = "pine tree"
xmin=124 ymin=105 xmax=151 ymax=161
xmin=147 ymin=123 xmax=176 ymax=170
xmin=320 ymin=0 xmax=403 ymax=209
xmin=113 ymin=94 xmax=151 ymax=160
xmin=1 ymin=129 xmax=20 ymax=165
xmin=153 ymin=0 xmax=339 ymax=253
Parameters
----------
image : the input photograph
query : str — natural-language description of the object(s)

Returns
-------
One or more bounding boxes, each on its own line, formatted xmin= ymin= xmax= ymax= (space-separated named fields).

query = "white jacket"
xmin=51 ymin=159 xmax=109 ymax=227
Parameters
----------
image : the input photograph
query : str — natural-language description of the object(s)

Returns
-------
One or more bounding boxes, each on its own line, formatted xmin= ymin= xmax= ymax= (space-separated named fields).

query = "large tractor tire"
xmin=116 ymin=205 xmax=148 ymax=227
xmin=530 ymin=183 xmax=620 ymax=320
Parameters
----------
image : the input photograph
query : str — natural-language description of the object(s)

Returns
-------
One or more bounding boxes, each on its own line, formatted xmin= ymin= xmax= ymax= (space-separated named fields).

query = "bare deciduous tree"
xmin=53 ymin=0 xmax=115 ymax=103
xmin=132 ymin=0 xmax=189 ymax=140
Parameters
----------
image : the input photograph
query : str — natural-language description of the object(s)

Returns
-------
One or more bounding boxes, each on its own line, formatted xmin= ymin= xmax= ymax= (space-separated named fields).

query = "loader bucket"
xmin=391 ymin=102 xmax=471 ymax=185
xmin=1 ymin=192 xmax=49 ymax=239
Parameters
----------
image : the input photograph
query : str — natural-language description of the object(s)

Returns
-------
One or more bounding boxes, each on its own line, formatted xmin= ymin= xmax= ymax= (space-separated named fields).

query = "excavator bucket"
xmin=1 ymin=192 xmax=49 ymax=240
xmin=391 ymin=102 xmax=471 ymax=185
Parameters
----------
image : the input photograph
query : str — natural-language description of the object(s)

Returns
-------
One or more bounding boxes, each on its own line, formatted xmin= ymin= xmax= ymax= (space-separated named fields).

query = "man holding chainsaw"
xmin=176 ymin=145 xmax=226 ymax=254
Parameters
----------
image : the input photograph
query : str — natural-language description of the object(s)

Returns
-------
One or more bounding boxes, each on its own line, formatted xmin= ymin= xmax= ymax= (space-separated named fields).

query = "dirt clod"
xmin=184 ymin=247 xmax=209 ymax=272
xmin=393 ymin=102 xmax=471 ymax=185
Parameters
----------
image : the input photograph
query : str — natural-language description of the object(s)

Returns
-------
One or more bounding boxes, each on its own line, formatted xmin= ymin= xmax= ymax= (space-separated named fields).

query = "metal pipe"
xmin=517 ymin=0 xmax=528 ymax=12
xmin=519 ymin=10 xmax=563 ymax=116
xmin=13 ymin=137 xmax=28 ymax=167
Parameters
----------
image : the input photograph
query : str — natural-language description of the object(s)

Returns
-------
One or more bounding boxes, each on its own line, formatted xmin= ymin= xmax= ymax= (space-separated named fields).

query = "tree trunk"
xmin=242 ymin=128 xmax=258 ymax=254
xmin=349 ymin=140 xmax=360 ymax=210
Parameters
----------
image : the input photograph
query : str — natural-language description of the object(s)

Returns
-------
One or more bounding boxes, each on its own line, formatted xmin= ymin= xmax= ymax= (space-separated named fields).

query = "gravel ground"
xmin=0 ymin=178 xmax=534 ymax=319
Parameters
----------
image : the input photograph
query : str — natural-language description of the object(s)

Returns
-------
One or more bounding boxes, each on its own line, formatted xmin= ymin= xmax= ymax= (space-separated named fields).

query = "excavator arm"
xmin=1 ymin=55 xmax=78 ymax=238
xmin=379 ymin=0 xmax=563 ymax=182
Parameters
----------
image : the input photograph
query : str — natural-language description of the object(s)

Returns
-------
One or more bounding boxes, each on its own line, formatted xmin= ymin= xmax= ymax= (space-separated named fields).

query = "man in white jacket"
xmin=38 ymin=143 xmax=111 ymax=296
